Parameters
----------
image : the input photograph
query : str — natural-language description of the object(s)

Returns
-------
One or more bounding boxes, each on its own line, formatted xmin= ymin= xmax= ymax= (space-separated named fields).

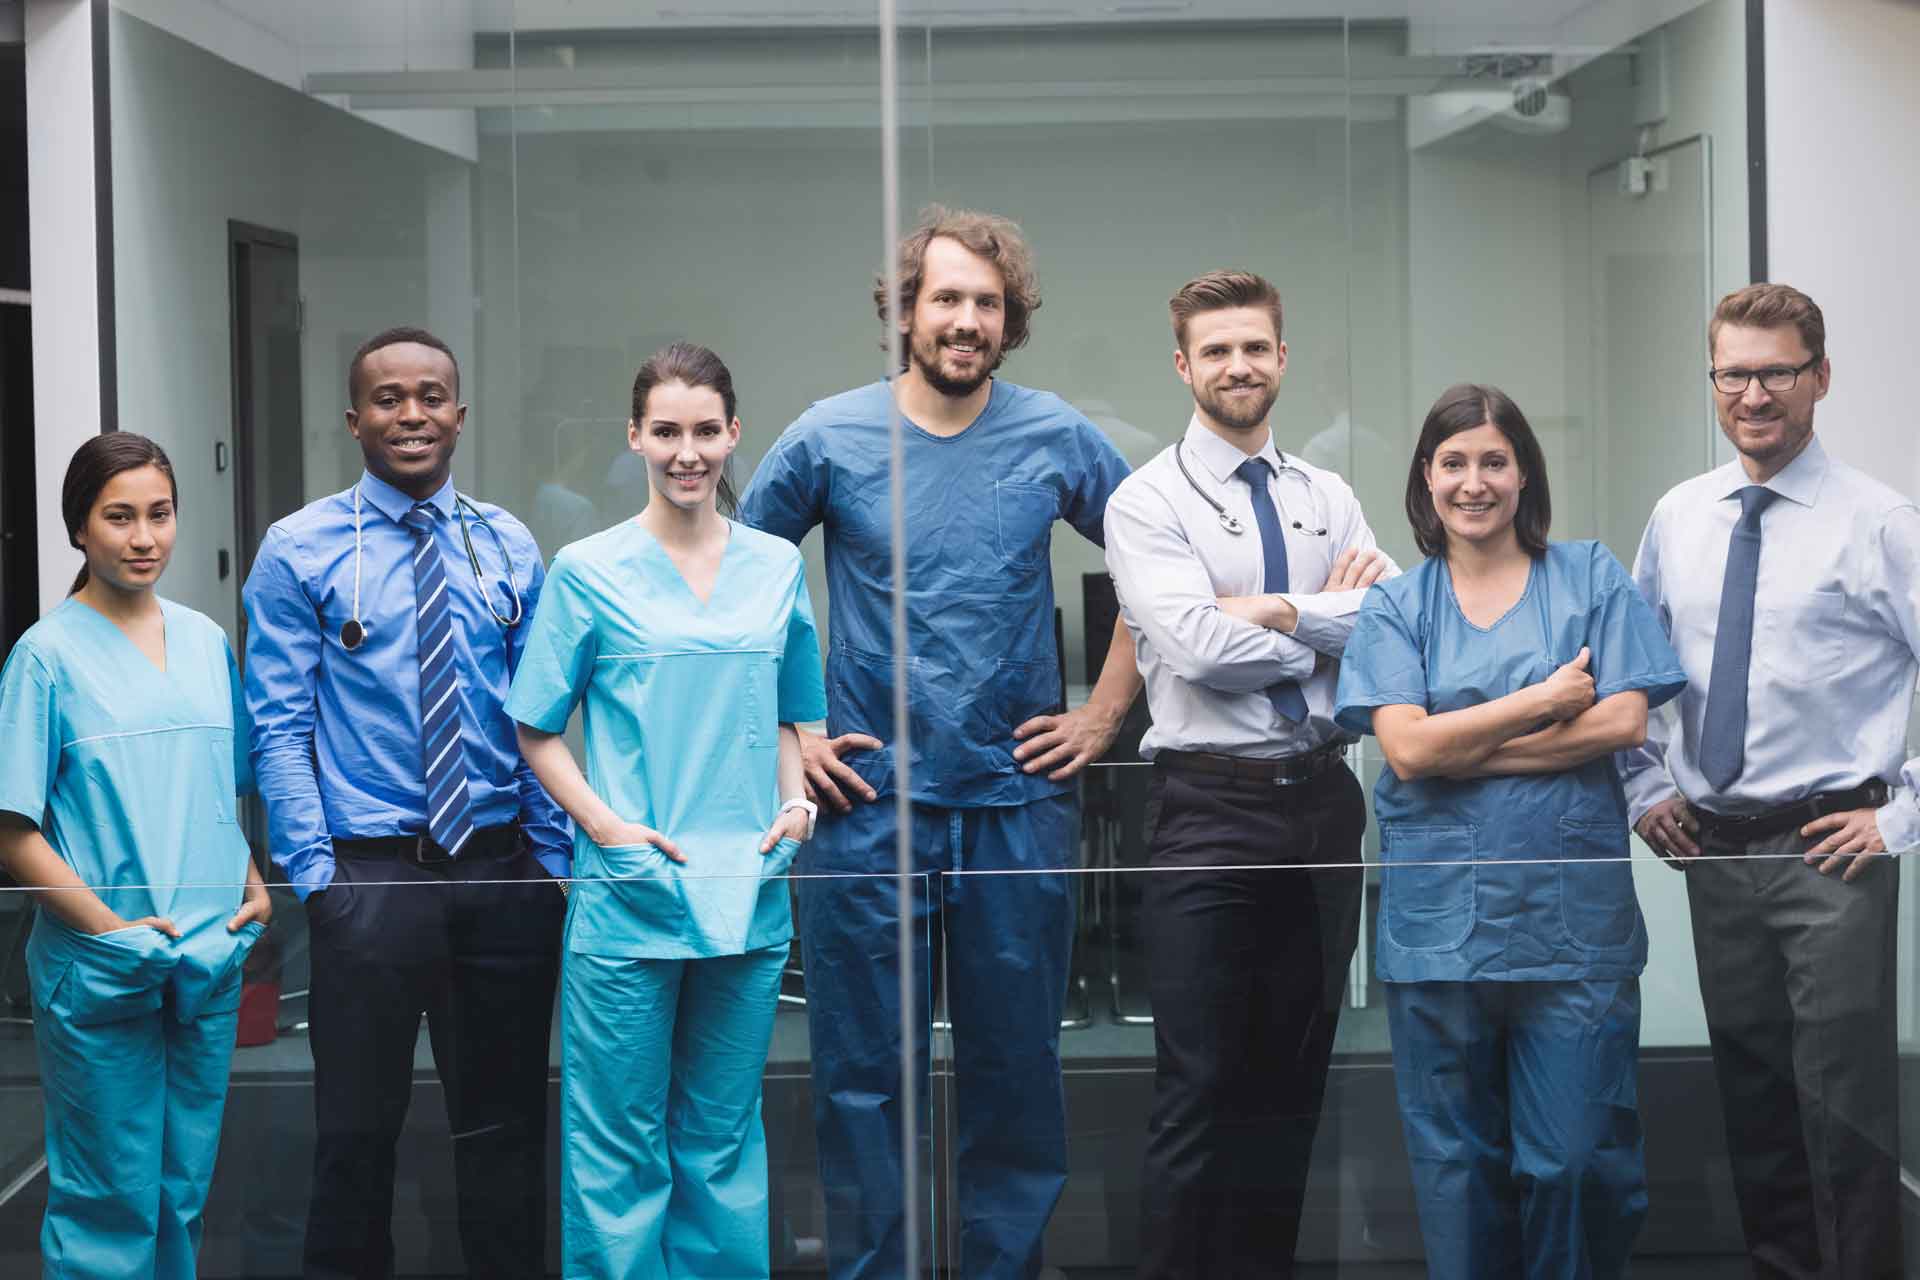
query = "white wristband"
xmin=779 ymin=796 xmax=819 ymax=841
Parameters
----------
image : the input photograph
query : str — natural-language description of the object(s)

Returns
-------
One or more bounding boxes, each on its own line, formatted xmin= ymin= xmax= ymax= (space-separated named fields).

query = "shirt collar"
xmin=357 ymin=470 xmax=456 ymax=524
xmin=1182 ymin=415 xmax=1285 ymax=486
xmin=1716 ymin=434 xmax=1828 ymax=510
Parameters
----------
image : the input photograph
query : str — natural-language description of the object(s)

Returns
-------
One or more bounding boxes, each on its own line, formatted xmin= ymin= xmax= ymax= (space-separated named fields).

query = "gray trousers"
xmin=1685 ymin=827 xmax=1902 ymax=1280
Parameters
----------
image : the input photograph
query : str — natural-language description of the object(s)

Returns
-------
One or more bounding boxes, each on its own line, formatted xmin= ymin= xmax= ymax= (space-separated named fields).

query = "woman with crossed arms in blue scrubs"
xmin=1333 ymin=385 xmax=1686 ymax=1279
xmin=507 ymin=342 xmax=827 ymax=1279
xmin=0 ymin=434 xmax=270 ymax=1279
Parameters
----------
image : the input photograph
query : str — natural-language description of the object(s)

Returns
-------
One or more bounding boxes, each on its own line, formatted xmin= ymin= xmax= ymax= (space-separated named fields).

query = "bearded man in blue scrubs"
xmin=243 ymin=327 xmax=569 ymax=1280
xmin=740 ymin=206 xmax=1142 ymax=1279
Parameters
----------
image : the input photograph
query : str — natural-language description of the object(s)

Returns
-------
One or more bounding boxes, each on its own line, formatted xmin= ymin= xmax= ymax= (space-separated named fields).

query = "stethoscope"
xmin=339 ymin=483 xmax=524 ymax=651
xmin=1174 ymin=439 xmax=1329 ymax=538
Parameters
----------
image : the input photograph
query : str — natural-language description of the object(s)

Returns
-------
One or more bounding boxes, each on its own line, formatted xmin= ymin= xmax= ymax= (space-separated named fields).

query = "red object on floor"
xmin=236 ymin=979 xmax=281 ymax=1046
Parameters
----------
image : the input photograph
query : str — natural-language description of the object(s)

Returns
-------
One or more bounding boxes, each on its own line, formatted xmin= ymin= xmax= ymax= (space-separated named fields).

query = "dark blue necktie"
xmin=1234 ymin=458 xmax=1310 ymax=725
xmin=1698 ymin=485 xmax=1780 ymax=792
xmin=405 ymin=503 xmax=477 ymax=856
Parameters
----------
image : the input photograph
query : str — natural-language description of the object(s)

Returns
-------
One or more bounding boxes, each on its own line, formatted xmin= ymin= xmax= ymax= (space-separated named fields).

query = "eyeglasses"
xmin=1708 ymin=355 xmax=1818 ymax=396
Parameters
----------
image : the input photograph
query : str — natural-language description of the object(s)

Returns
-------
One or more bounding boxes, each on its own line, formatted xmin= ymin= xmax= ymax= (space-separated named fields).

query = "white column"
xmin=1765 ymin=0 xmax=1920 ymax=499
xmin=25 ymin=0 xmax=108 ymax=614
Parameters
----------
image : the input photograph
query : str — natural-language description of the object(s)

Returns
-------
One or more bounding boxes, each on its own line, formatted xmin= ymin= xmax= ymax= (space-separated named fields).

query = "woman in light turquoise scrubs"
xmin=0 ymin=434 xmax=270 ymax=1280
xmin=1333 ymin=385 xmax=1685 ymax=1279
xmin=509 ymin=342 xmax=827 ymax=1279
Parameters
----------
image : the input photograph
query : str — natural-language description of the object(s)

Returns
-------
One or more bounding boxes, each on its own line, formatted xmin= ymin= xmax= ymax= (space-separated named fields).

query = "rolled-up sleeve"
xmin=1104 ymin=477 xmax=1315 ymax=693
xmin=1868 ymin=504 xmax=1920 ymax=853
xmin=242 ymin=527 xmax=333 ymax=899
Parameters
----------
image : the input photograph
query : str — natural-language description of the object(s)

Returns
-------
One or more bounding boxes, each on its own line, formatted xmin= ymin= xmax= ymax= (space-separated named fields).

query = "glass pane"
xmin=0 ymin=864 xmax=928 ymax=1276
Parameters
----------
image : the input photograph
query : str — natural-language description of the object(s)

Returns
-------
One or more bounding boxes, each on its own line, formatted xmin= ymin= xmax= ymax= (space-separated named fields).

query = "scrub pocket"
xmin=173 ymin=921 xmax=267 ymax=1021
xmin=729 ymin=653 xmax=780 ymax=749
xmin=591 ymin=841 xmax=689 ymax=944
xmin=761 ymin=837 xmax=801 ymax=879
xmin=995 ymin=657 xmax=1059 ymax=734
xmin=207 ymin=728 xmax=239 ymax=823
xmin=1558 ymin=820 xmax=1641 ymax=950
xmin=994 ymin=480 xmax=1058 ymax=570
xmin=1380 ymin=824 xmax=1477 ymax=952
xmin=832 ymin=644 xmax=927 ymax=783
xmin=31 ymin=923 xmax=173 ymax=1028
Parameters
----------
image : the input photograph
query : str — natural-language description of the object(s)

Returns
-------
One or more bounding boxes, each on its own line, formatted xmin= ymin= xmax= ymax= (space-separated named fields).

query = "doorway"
xmin=227 ymin=221 xmax=304 ymax=856
xmin=226 ymin=221 xmax=305 ymax=635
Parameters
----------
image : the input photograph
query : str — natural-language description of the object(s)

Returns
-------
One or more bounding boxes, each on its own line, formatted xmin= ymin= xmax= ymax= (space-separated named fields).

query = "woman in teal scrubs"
xmin=508 ymin=343 xmax=828 ymax=1279
xmin=1333 ymin=385 xmax=1685 ymax=1279
xmin=0 ymin=434 xmax=270 ymax=1280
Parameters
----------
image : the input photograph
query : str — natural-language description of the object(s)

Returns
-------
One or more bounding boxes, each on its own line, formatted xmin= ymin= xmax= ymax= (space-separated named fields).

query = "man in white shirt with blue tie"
xmin=1103 ymin=269 xmax=1392 ymax=1278
xmin=1622 ymin=283 xmax=1920 ymax=1279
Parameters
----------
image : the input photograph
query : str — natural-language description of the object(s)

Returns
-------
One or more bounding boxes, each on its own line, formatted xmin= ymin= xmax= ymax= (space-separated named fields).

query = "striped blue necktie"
xmin=405 ymin=502 xmax=476 ymax=857
xmin=1234 ymin=457 xmax=1310 ymax=724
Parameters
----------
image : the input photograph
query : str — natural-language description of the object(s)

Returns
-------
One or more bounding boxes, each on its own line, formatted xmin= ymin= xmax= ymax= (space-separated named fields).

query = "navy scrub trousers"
xmin=796 ymin=792 xmax=1078 ymax=1280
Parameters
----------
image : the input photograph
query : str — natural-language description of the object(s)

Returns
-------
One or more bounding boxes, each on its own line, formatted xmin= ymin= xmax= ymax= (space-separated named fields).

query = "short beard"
xmin=1197 ymin=381 xmax=1277 ymax=432
xmin=908 ymin=331 xmax=999 ymax=399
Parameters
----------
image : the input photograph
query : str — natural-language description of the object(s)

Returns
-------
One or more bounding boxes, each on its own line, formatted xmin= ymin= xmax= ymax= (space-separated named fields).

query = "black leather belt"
xmin=1154 ymin=741 xmax=1349 ymax=787
xmin=1695 ymin=780 xmax=1889 ymax=845
xmin=334 ymin=822 xmax=522 ymax=867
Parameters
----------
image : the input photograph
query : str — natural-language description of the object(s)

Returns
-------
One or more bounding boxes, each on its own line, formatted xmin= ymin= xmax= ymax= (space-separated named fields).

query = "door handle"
xmin=218 ymin=549 xmax=231 ymax=581
xmin=214 ymin=441 xmax=230 ymax=473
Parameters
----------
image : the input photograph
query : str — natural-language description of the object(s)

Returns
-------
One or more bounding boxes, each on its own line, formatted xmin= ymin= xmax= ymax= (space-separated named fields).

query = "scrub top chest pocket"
xmin=995 ymin=480 xmax=1059 ymax=571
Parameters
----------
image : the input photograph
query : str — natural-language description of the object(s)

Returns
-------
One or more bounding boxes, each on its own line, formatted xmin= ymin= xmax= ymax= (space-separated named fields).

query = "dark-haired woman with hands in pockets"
xmin=0 ymin=433 xmax=269 ymax=1279
xmin=1333 ymin=384 xmax=1686 ymax=1279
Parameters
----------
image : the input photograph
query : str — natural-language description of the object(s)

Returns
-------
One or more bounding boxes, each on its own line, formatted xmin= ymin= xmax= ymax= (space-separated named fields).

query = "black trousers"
xmin=1686 ymin=826 xmax=1902 ymax=1280
xmin=1137 ymin=760 xmax=1366 ymax=1280
xmin=303 ymin=845 xmax=565 ymax=1280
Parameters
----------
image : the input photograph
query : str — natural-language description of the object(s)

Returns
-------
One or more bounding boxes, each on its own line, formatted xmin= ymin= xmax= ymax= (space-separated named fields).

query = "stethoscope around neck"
xmin=339 ymin=483 xmax=524 ymax=651
xmin=1174 ymin=439 xmax=1330 ymax=538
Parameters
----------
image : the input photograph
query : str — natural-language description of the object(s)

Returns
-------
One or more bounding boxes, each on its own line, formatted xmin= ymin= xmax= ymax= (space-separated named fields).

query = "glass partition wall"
xmin=25 ymin=0 xmax=1920 ymax=1276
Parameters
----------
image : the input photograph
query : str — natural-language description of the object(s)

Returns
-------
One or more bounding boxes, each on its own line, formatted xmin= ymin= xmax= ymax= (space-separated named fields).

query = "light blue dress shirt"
xmin=242 ymin=471 xmax=570 ymax=897
xmin=1619 ymin=436 xmax=1920 ymax=850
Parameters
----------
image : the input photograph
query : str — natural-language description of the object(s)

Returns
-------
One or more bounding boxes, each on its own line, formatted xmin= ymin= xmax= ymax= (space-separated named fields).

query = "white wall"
xmin=1763 ymin=0 xmax=1920 ymax=1057
xmin=25 ymin=0 xmax=105 ymax=613
xmin=108 ymin=10 xmax=467 ymax=636
xmin=1765 ymin=0 xmax=1920 ymax=499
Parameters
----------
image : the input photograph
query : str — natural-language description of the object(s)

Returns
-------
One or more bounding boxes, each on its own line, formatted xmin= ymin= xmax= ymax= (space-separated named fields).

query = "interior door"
xmin=227 ymin=223 xmax=304 ymax=854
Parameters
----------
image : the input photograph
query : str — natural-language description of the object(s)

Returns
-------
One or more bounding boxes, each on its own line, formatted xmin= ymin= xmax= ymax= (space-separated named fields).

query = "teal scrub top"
xmin=0 ymin=599 xmax=257 ymax=1005
xmin=1333 ymin=541 xmax=1687 ymax=982
xmin=506 ymin=519 xmax=829 ymax=960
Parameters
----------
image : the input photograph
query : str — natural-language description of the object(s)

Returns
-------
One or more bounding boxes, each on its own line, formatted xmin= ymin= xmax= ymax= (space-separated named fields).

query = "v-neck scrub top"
xmin=506 ymin=520 xmax=828 ymax=960
xmin=0 ymin=598 xmax=256 ymax=976
xmin=1333 ymin=542 xmax=1687 ymax=982
xmin=738 ymin=379 xmax=1130 ymax=808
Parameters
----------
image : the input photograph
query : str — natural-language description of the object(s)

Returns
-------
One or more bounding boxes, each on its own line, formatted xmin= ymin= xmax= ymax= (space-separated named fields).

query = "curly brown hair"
xmin=874 ymin=205 xmax=1041 ymax=371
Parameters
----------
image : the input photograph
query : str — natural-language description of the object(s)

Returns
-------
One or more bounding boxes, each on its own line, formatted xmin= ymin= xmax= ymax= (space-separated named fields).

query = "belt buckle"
xmin=1271 ymin=749 xmax=1317 ymax=787
xmin=411 ymin=834 xmax=454 ymax=867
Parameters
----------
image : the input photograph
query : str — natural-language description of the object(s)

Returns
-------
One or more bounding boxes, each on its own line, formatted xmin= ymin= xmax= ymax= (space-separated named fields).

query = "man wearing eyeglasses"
xmin=1620 ymin=282 xmax=1920 ymax=1278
